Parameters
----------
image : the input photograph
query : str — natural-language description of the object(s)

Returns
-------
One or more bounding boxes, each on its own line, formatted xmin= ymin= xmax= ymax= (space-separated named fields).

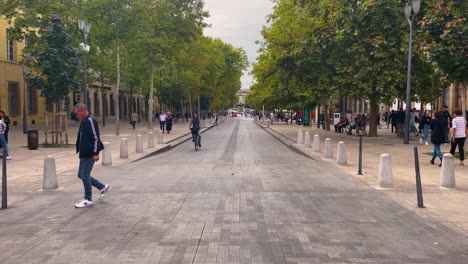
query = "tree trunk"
xmin=368 ymin=100 xmax=379 ymax=137
xmin=130 ymin=84 xmax=134 ymax=117
xmin=316 ymin=103 xmax=320 ymax=129
xmin=148 ymin=61 xmax=154 ymax=129
xmin=323 ymin=104 xmax=330 ymax=131
xmin=114 ymin=36 xmax=121 ymax=135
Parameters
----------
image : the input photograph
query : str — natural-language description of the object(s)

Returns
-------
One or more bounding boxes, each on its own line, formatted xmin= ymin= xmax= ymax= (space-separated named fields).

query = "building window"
xmin=8 ymin=82 xmax=19 ymax=114
xmin=27 ymin=85 xmax=38 ymax=114
xmin=6 ymin=29 xmax=14 ymax=61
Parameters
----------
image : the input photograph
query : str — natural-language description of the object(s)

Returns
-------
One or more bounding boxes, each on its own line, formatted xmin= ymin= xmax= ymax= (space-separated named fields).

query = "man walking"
xmin=130 ymin=112 xmax=138 ymax=129
xmin=159 ymin=111 xmax=167 ymax=133
xmin=74 ymin=103 xmax=109 ymax=208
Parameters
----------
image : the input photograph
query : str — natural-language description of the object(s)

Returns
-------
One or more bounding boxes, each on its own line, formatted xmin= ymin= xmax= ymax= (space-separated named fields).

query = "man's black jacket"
xmin=76 ymin=114 xmax=104 ymax=159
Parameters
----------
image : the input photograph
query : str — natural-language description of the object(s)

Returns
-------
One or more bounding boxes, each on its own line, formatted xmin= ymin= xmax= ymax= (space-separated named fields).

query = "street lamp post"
xmin=403 ymin=0 xmax=421 ymax=144
xmin=78 ymin=18 xmax=91 ymax=108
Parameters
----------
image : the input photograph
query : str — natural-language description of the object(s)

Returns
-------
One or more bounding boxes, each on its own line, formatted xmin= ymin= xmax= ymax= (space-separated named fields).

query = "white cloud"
xmin=203 ymin=0 xmax=274 ymax=89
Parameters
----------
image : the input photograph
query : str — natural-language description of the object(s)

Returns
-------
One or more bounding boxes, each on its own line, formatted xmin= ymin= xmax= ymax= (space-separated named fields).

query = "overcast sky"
xmin=203 ymin=0 xmax=274 ymax=89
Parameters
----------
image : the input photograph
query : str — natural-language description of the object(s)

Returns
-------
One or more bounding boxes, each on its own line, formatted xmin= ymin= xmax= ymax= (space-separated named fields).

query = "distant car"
xmin=232 ymin=112 xmax=238 ymax=117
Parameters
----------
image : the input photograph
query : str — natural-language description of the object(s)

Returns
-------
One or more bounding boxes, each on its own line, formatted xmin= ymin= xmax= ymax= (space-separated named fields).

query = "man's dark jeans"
xmin=450 ymin=137 xmax=466 ymax=161
xmin=78 ymin=158 xmax=105 ymax=201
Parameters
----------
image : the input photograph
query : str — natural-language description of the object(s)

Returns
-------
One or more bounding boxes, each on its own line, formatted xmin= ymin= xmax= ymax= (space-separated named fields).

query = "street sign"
xmin=304 ymin=106 xmax=310 ymax=126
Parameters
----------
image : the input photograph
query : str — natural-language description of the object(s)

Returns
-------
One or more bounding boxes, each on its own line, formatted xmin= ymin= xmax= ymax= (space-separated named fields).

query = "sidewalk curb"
xmin=254 ymin=121 xmax=318 ymax=161
xmin=133 ymin=120 xmax=225 ymax=162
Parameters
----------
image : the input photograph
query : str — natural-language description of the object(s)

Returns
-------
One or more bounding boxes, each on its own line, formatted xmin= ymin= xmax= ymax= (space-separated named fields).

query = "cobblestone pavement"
xmin=261 ymin=121 xmax=468 ymax=235
xmin=0 ymin=118 xmax=467 ymax=263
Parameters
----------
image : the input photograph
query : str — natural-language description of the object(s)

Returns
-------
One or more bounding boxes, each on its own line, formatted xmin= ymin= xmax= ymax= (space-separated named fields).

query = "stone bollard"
xmin=298 ymin=130 xmax=304 ymax=144
xmin=378 ymin=154 xmax=394 ymax=188
xmin=158 ymin=130 xmax=164 ymax=144
xmin=304 ymin=132 xmax=311 ymax=148
xmin=102 ymin=142 xmax=112 ymax=166
xmin=266 ymin=120 xmax=270 ymax=128
xmin=313 ymin=134 xmax=321 ymax=152
xmin=136 ymin=135 xmax=143 ymax=153
xmin=324 ymin=138 xmax=333 ymax=159
xmin=120 ymin=138 xmax=128 ymax=159
xmin=43 ymin=156 xmax=58 ymax=190
xmin=440 ymin=153 xmax=455 ymax=189
xmin=336 ymin=141 xmax=347 ymax=165
xmin=148 ymin=131 xmax=155 ymax=148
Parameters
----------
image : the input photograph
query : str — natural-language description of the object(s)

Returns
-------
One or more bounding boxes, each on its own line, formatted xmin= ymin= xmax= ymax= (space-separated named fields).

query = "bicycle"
xmin=192 ymin=131 xmax=201 ymax=151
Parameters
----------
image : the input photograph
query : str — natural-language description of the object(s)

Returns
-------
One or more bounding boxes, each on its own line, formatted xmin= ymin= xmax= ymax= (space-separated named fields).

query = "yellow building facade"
xmin=0 ymin=18 xmax=151 ymax=127
xmin=0 ymin=18 xmax=48 ymax=126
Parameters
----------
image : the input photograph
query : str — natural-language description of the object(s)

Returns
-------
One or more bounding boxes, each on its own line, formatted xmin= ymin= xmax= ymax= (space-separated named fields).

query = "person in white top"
xmin=449 ymin=109 xmax=467 ymax=165
xmin=159 ymin=112 xmax=167 ymax=133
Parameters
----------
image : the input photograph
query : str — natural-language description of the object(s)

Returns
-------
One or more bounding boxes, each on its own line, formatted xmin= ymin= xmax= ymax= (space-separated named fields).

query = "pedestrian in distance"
xmin=0 ymin=110 xmax=10 ymax=143
xmin=419 ymin=110 xmax=431 ymax=145
xmin=0 ymin=112 xmax=11 ymax=160
xmin=409 ymin=108 xmax=419 ymax=137
xmin=389 ymin=110 xmax=397 ymax=133
xmin=449 ymin=109 xmax=467 ymax=166
xmin=130 ymin=112 xmax=138 ymax=130
xmin=214 ymin=113 xmax=219 ymax=126
xmin=430 ymin=111 xmax=445 ymax=167
xmin=441 ymin=105 xmax=452 ymax=143
xmin=73 ymin=103 xmax=109 ymax=208
xmin=166 ymin=112 xmax=173 ymax=134
xmin=159 ymin=111 xmax=167 ymax=133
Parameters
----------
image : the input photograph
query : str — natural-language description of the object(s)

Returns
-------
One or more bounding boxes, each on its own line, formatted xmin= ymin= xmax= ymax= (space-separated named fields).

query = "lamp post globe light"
xmin=403 ymin=0 xmax=421 ymax=144
xmin=78 ymin=18 xmax=91 ymax=108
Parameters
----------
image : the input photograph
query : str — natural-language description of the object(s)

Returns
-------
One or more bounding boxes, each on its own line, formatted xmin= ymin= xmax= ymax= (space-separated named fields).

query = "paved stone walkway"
xmin=0 ymin=118 xmax=467 ymax=263
xmin=259 ymin=121 xmax=468 ymax=235
xmin=0 ymin=118 xmax=218 ymax=205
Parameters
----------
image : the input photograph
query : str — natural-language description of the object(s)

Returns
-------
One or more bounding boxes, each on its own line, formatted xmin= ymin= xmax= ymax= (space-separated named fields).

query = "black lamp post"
xmin=403 ymin=0 xmax=421 ymax=144
xmin=78 ymin=18 xmax=91 ymax=108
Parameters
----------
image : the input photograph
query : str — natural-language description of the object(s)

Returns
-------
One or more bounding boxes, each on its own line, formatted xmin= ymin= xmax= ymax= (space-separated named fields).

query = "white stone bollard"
xmin=336 ymin=141 xmax=347 ymax=165
xmin=102 ymin=142 xmax=112 ymax=166
xmin=298 ymin=130 xmax=304 ymax=144
xmin=440 ymin=153 xmax=455 ymax=189
xmin=148 ymin=131 xmax=155 ymax=148
xmin=158 ymin=130 xmax=164 ymax=144
xmin=313 ymin=134 xmax=321 ymax=152
xmin=136 ymin=135 xmax=143 ymax=153
xmin=266 ymin=120 xmax=270 ymax=128
xmin=43 ymin=155 xmax=58 ymax=190
xmin=378 ymin=154 xmax=394 ymax=188
xmin=324 ymin=138 xmax=333 ymax=159
xmin=304 ymin=132 xmax=311 ymax=148
xmin=120 ymin=138 xmax=128 ymax=159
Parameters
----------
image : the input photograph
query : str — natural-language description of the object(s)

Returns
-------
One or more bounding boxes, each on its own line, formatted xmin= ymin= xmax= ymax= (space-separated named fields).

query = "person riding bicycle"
xmin=190 ymin=113 xmax=201 ymax=148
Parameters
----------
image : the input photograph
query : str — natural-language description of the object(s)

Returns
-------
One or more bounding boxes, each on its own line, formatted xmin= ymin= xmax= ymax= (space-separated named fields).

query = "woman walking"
xmin=419 ymin=110 xmax=431 ymax=145
xmin=0 ymin=111 xmax=11 ymax=160
xmin=449 ymin=109 xmax=467 ymax=165
xmin=166 ymin=112 xmax=173 ymax=134
xmin=430 ymin=111 xmax=445 ymax=167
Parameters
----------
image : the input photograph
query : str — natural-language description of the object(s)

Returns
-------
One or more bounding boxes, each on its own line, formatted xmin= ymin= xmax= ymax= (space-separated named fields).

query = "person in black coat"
xmin=430 ymin=111 xmax=445 ymax=167
xmin=166 ymin=112 xmax=173 ymax=134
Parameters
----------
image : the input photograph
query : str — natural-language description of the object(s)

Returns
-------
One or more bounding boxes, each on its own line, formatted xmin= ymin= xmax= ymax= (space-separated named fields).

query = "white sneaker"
xmin=75 ymin=199 xmax=93 ymax=208
xmin=99 ymin=185 xmax=109 ymax=200
xmin=425 ymin=142 xmax=429 ymax=146
xmin=419 ymin=138 xmax=423 ymax=145
xmin=5 ymin=156 xmax=11 ymax=160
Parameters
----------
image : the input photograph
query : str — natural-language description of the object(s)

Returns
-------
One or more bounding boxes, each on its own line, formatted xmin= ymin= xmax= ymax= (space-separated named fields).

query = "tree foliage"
xmin=26 ymin=15 xmax=80 ymax=104
xmin=250 ymin=0 xmax=464 ymax=136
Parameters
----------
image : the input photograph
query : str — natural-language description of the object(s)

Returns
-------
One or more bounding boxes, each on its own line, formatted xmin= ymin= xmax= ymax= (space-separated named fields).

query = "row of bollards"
xmin=42 ymin=130 xmax=165 ymax=192
xmin=297 ymin=129 xmax=458 ymax=195
xmin=298 ymin=131 xmax=347 ymax=166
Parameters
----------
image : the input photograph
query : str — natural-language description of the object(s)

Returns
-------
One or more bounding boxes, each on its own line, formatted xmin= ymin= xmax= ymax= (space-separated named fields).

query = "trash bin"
xmin=27 ymin=130 xmax=39 ymax=150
